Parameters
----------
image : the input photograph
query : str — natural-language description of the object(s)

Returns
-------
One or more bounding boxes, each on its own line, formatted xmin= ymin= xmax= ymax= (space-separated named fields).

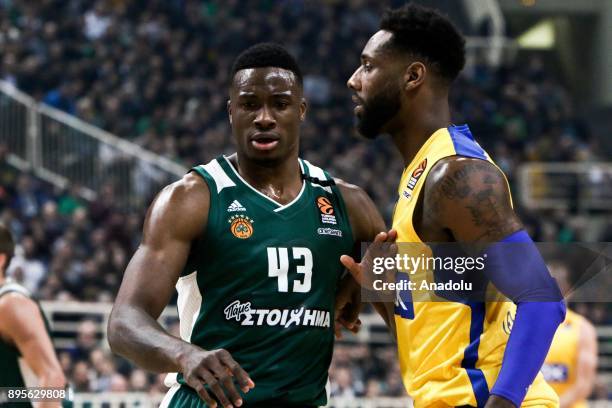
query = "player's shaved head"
xmin=0 ymin=224 xmax=14 ymax=273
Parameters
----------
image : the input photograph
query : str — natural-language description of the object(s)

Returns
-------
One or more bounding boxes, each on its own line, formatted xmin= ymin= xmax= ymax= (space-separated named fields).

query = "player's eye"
xmin=275 ymin=101 xmax=289 ymax=109
xmin=242 ymin=101 xmax=258 ymax=109
xmin=363 ymin=62 xmax=373 ymax=72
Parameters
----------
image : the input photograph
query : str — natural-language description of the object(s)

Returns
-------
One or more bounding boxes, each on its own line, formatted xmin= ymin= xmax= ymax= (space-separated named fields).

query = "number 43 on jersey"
xmin=267 ymin=247 xmax=313 ymax=293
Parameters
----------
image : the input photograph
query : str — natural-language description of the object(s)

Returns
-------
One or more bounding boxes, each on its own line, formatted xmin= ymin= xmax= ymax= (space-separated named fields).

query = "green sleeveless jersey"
xmin=0 ymin=282 xmax=45 ymax=407
xmin=163 ymin=156 xmax=354 ymax=407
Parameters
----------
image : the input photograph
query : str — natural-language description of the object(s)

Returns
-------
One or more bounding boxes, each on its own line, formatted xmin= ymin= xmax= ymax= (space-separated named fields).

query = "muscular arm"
xmin=108 ymin=173 xmax=253 ymax=407
xmin=108 ymin=172 xmax=208 ymax=372
xmin=0 ymin=294 xmax=66 ymax=408
xmin=336 ymin=180 xmax=396 ymax=336
xmin=423 ymin=157 xmax=565 ymax=408
xmin=422 ymin=157 xmax=521 ymax=244
xmin=559 ymin=319 xmax=598 ymax=408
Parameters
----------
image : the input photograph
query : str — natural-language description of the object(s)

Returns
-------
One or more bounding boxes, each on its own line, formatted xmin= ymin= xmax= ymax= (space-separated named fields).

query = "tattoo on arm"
xmin=427 ymin=159 xmax=522 ymax=242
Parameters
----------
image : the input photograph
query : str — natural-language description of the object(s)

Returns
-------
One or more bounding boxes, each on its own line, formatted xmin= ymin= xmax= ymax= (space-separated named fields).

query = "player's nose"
xmin=254 ymin=105 xmax=276 ymax=129
xmin=347 ymin=69 xmax=360 ymax=91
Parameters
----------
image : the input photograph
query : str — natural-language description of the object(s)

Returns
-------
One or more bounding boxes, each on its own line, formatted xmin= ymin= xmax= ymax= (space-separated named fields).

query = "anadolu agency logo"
xmin=229 ymin=214 xmax=254 ymax=239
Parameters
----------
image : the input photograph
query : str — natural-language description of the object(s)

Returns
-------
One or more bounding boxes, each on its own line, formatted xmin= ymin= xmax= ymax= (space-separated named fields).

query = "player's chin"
xmin=356 ymin=121 xmax=381 ymax=140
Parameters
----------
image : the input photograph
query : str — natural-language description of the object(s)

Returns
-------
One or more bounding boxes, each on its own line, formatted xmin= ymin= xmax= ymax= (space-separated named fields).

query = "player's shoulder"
xmin=334 ymin=178 xmax=384 ymax=241
xmin=333 ymin=178 xmax=370 ymax=208
xmin=427 ymin=156 xmax=503 ymax=182
xmin=0 ymin=289 xmax=38 ymax=327
xmin=156 ymin=171 xmax=210 ymax=210
xmin=143 ymin=170 xmax=211 ymax=240
xmin=424 ymin=156 xmax=508 ymax=198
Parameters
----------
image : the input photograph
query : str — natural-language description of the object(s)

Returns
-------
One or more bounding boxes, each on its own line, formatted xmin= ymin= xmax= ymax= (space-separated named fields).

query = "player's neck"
xmin=391 ymin=99 xmax=451 ymax=166
xmin=230 ymin=153 xmax=303 ymax=204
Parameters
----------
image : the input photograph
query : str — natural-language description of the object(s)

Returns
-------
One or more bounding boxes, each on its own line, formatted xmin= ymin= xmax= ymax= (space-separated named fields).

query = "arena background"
xmin=0 ymin=0 xmax=611 ymax=406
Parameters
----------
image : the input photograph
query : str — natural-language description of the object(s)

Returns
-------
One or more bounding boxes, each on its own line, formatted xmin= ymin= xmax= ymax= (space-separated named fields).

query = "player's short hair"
xmin=231 ymin=43 xmax=303 ymax=87
xmin=380 ymin=3 xmax=466 ymax=82
xmin=0 ymin=223 xmax=14 ymax=271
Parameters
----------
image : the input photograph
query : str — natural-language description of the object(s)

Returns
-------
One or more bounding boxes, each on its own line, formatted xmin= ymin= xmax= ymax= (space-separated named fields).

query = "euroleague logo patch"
xmin=403 ymin=158 xmax=428 ymax=200
xmin=229 ymin=214 xmax=254 ymax=239
xmin=316 ymin=196 xmax=337 ymax=225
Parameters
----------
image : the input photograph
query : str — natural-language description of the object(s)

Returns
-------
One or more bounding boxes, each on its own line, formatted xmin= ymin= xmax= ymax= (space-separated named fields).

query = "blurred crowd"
xmin=0 ymin=0 xmax=611 ymax=400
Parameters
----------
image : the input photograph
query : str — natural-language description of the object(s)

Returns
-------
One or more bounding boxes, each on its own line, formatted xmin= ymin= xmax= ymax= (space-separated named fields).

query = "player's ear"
xmin=227 ymin=100 xmax=233 ymax=125
xmin=299 ymin=98 xmax=307 ymax=122
xmin=0 ymin=254 xmax=6 ymax=272
xmin=403 ymin=62 xmax=426 ymax=92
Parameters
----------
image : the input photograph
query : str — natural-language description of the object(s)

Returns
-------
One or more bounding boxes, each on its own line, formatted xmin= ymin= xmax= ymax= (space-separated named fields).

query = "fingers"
xmin=337 ymin=316 xmax=361 ymax=333
xmin=340 ymin=255 xmax=359 ymax=277
xmin=189 ymin=349 xmax=254 ymax=408
xmin=373 ymin=231 xmax=388 ymax=243
xmin=334 ymin=320 xmax=343 ymax=339
xmin=191 ymin=375 xmax=218 ymax=408
xmin=349 ymin=318 xmax=362 ymax=334
xmin=200 ymin=369 xmax=233 ymax=408
xmin=218 ymin=350 xmax=255 ymax=393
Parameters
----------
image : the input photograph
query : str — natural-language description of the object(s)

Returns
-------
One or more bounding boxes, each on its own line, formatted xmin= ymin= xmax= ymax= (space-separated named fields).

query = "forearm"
xmin=491 ymin=301 xmax=565 ymax=406
xmin=371 ymin=301 xmax=396 ymax=339
xmin=108 ymin=305 xmax=196 ymax=373
xmin=484 ymin=230 xmax=565 ymax=406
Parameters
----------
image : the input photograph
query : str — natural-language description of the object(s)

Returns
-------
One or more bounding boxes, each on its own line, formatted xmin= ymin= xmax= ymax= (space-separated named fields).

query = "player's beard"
xmin=356 ymin=83 xmax=401 ymax=139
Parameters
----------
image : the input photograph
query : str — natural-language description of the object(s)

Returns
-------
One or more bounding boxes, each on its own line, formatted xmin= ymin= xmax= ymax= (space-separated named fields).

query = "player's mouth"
xmin=352 ymin=95 xmax=364 ymax=116
xmin=250 ymin=132 xmax=281 ymax=151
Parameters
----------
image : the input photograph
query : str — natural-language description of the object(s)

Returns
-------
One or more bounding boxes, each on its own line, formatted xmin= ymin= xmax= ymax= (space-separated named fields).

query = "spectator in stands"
xmin=69 ymin=320 xmax=99 ymax=362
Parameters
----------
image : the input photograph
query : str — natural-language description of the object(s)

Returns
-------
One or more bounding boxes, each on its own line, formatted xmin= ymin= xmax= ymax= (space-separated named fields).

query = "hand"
xmin=334 ymin=274 xmax=362 ymax=339
xmin=340 ymin=230 xmax=398 ymax=300
xmin=179 ymin=347 xmax=255 ymax=408
xmin=484 ymin=395 xmax=516 ymax=408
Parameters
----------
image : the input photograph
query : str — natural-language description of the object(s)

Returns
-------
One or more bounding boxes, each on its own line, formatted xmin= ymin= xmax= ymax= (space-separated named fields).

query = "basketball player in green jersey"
xmin=108 ymin=43 xmax=390 ymax=408
xmin=0 ymin=224 xmax=66 ymax=408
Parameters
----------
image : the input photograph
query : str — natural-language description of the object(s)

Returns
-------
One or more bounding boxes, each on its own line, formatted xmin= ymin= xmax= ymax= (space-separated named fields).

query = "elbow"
xmin=516 ymin=300 xmax=566 ymax=328
xmin=107 ymin=307 xmax=128 ymax=356
xmin=553 ymin=300 xmax=566 ymax=325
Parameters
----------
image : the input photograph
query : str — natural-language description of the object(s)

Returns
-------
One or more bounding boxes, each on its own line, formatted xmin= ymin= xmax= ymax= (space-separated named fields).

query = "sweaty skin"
xmin=109 ymin=65 xmax=388 ymax=408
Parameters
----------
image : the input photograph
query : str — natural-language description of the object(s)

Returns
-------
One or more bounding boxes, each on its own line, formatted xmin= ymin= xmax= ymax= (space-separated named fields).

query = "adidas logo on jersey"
xmin=227 ymin=200 xmax=246 ymax=212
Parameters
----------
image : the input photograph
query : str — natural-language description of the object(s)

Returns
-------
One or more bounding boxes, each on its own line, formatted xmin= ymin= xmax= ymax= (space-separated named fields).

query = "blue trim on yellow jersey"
xmin=448 ymin=125 xmax=487 ymax=160
xmin=394 ymin=273 xmax=415 ymax=319
xmin=461 ymin=302 xmax=489 ymax=407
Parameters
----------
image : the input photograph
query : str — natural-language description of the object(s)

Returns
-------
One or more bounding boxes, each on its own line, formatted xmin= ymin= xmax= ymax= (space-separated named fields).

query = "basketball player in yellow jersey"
xmin=543 ymin=263 xmax=598 ymax=408
xmin=342 ymin=4 xmax=566 ymax=408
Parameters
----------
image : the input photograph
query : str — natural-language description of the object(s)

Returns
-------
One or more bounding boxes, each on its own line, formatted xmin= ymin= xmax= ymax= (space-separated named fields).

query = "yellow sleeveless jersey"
xmin=392 ymin=125 xmax=558 ymax=408
xmin=543 ymin=309 xmax=587 ymax=408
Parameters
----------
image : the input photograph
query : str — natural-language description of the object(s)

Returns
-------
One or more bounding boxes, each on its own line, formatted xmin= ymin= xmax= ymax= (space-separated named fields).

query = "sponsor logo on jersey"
xmin=502 ymin=310 xmax=515 ymax=335
xmin=229 ymin=215 xmax=254 ymax=239
xmin=541 ymin=363 xmax=569 ymax=382
xmin=316 ymin=196 xmax=337 ymax=225
xmin=227 ymin=200 xmax=246 ymax=212
xmin=224 ymin=300 xmax=331 ymax=328
xmin=403 ymin=158 xmax=428 ymax=200
xmin=317 ymin=227 xmax=342 ymax=237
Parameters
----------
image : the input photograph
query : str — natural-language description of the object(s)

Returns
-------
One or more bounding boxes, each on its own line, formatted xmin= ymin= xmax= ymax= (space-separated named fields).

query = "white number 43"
xmin=267 ymin=247 xmax=313 ymax=293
